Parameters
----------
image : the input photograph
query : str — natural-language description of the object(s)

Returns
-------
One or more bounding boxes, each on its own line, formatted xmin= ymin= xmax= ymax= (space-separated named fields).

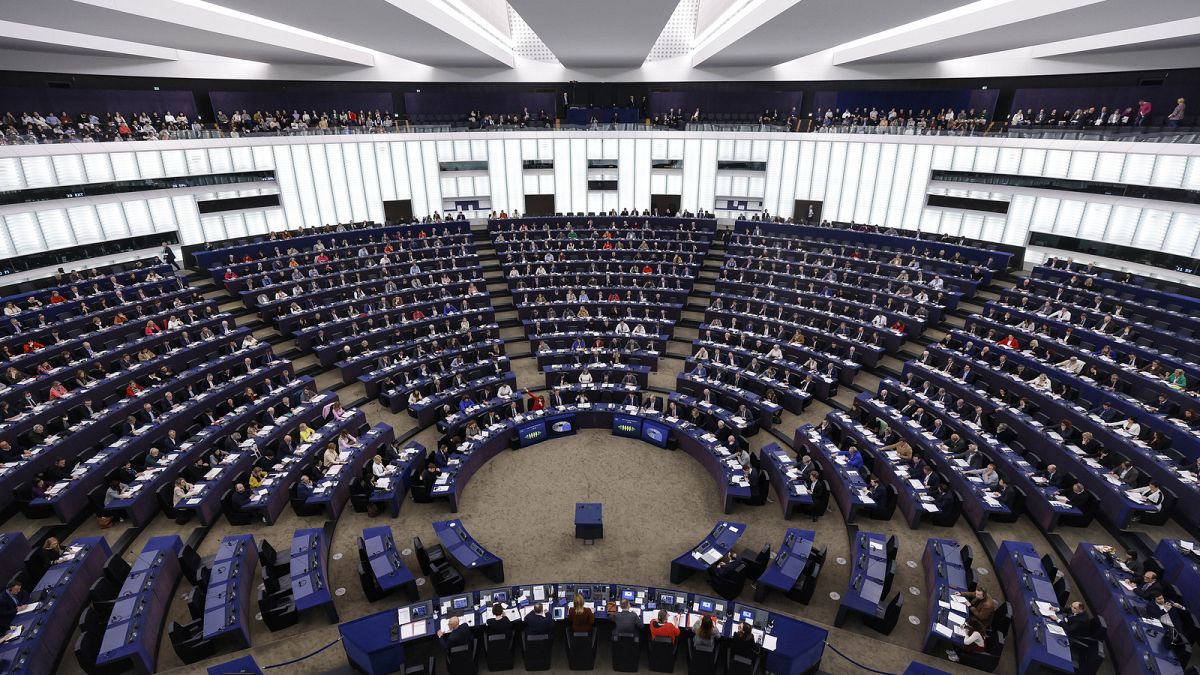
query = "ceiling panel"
xmin=509 ymin=0 xmax=679 ymax=68
xmin=207 ymin=0 xmax=510 ymax=67
xmin=698 ymin=0 xmax=971 ymax=67
xmin=848 ymin=0 xmax=1200 ymax=64
xmin=5 ymin=0 xmax=358 ymax=64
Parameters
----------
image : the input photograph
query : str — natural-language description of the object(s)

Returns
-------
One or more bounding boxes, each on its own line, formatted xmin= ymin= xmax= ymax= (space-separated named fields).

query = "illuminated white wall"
xmin=1 ymin=132 xmax=1200 ymax=261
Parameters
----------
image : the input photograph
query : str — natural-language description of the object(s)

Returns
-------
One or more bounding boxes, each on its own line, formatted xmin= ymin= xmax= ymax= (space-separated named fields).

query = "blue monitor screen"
xmin=740 ymin=610 xmax=754 ymax=623
xmin=411 ymin=605 xmax=428 ymax=618
xmin=699 ymin=600 xmax=714 ymax=613
xmin=621 ymin=590 xmax=635 ymax=601
xmin=452 ymin=597 xmax=469 ymax=610
xmin=578 ymin=588 xmax=592 ymax=601
xmin=493 ymin=591 xmax=508 ymax=603
xmin=660 ymin=594 xmax=674 ymax=605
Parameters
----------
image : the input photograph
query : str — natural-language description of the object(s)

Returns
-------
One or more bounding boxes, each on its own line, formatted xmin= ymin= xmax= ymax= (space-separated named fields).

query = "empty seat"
xmin=648 ymin=635 xmax=677 ymax=672
xmin=521 ymin=632 xmax=553 ymax=671
xmin=611 ymin=631 xmax=641 ymax=672
xmin=565 ymin=628 xmax=598 ymax=670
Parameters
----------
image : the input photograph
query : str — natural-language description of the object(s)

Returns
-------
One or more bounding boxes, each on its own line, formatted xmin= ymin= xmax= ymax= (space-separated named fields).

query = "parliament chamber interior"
xmin=3 ymin=2 xmax=1200 ymax=674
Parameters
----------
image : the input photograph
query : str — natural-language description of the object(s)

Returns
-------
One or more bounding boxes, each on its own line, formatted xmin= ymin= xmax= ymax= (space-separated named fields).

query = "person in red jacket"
xmin=144 ymin=321 xmax=161 ymax=336
xmin=48 ymin=291 xmax=66 ymax=304
xmin=648 ymin=609 xmax=680 ymax=643
xmin=126 ymin=381 xmax=144 ymax=397
xmin=997 ymin=334 xmax=1020 ymax=349
xmin=22 ymin=340 xmax=43 ymax=353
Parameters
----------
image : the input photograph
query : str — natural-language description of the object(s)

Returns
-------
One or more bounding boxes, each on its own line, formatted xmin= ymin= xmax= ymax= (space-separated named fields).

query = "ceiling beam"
xmin=830 ymin=0 xmax=1101 ymax=65
xmin=71 ymin=0 xmax=376 ymax=65
xmin=691 ymin=0 xmax=801 ymax=67
xmin=389 ymin=0 xmax=515 ymax=68
xmin=0 ymin=20 xmax=179 ymax=59
xmin=1030 ymin=16 xmax=1200 ymax=57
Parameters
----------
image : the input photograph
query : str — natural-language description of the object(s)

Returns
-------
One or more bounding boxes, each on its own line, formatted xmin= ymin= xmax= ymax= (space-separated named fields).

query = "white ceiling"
xmin=0 ymin=0 xmax=1196 ymax=82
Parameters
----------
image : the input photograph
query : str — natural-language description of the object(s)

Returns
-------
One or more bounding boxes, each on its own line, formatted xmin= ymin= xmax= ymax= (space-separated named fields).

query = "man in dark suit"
xmin=0 ymin=581 xmax=27 ymax=632
xmin=1133 ymin=571 xmax=1164 ymax=600
xmin=996 ymin=478 xmax=1019 ymax=510
xmin=865 ymin=477 xmax=889 ymax=519
xmin=1154 ymin=395 xmax=1177 ymax=418
xmin=1093 ymin=401 xmax=1122 ymax=424
xmin=933 ymin=483 xmax=956 ymax=515
xmin=524 ymin=603 xmax=553 ymax=636
xmin=1065 ymin=482 xmax=1092 ymax=511
xmin=1062 ymin=601 xmax=1090 ymax=639
xmin=295 ymin=475 xmax=315 ymax=500
xmin=160 ymin=429 xmax=180 ymax=454
xmin=438 ymin=615 xmax=474 ymax=650
xmin=1044 ymin=464 xmax=1069 ymax=489
xmin=920 ymin=466 xmax=941 ymax=490
xmin=930 ymin=419 xmax=950 ymax=440
xmin=806 ymin=470 xmax=827 ymax=515
xmin=230 ymin=483 xmax=251 ymax=509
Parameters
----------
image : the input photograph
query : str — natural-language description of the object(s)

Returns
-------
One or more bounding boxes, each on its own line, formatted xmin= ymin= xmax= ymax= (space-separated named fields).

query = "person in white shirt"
xmin=766 ymin=344 xmax=783 ymax=360
xmin=615 ymin=320 xmax=630 ymax=335
xmin=497 ymin=383 xmax=513 ymax=399
xmin=872 ymin=314 xmax=888 ymax=327
xmin=1031 ymin=373 xmax=1052 ymax=391
xmin=1058 ymin=357 xmax=1084 ymax=374
xmin=1047 ymin=307 xmax=1071 ymax=322
xmin=371 ymin=455 xmax=388 ymax=479
xmin=1120 ymin=417 xmax=1141 ymax=437
xmin=1131 ymin=481 xmax=1164 ymax=511
xmin=578 ymin=370 xmax=593 ymax=384
xmin=631 ymin=324 xmax=647 ymax=336
xmin=321 ymin=442 xmax=340 ymax=469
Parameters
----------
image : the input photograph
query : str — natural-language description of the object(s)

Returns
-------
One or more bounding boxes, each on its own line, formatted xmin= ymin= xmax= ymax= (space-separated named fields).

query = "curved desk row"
xmin=339 ymin=579 xmax=826 ymax=675
xmin=428 ymin=404 xmax=751 ymax=513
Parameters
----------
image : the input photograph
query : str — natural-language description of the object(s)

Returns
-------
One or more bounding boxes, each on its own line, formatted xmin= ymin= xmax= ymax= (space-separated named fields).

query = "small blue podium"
xmin=575 ymin=503 xmax=603 ymax=543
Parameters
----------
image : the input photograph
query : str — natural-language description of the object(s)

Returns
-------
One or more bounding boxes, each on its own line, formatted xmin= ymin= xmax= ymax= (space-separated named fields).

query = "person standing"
xmin=1167 ymin=98 xmax=1186 ymax=128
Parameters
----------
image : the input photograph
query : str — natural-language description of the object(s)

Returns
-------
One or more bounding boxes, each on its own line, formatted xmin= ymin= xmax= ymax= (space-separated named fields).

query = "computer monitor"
xmin=493 ymin=591 xmax=508 ymax=603
xmin=552 ymin=606 xmax=566 ymax=620
xmin=621 ymin=589 xmax=635 ymax=601
xmin=658 ymin=593 xmax=676 ymax=606
xmin=698 ymin=599 xmax=715 ymax=613
xmin=739 ymin=609 xmax=756 ymax=624
xmin=452 ymin=596 xmax=469 ymax=610
xmin=411 ymin=604 xmax=429 ymax=619
xmin=577 ymin=587 xmax=592 ymax=601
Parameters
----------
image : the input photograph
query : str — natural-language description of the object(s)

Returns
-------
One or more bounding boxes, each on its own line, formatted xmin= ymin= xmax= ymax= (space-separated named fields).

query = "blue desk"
xmin=760 ymin=443 xmax=815 ymax=519
xmin=836 ymin=531 xmax=894 ymax=626
xmin=368 ymin=442 xmax=424 ymax=518
xmin=575 ymin=503 xmax=603 ymax=542
xmin=202 ymin=535 xmax=259 ymax=649
xmin=919 ymin=538 xmax=973 ymax=656
xmin=291 ymin=528 xmax=337 ymax=622
xmin=755 ymin=529 xmax=816 ymax=602
xmin=0 ymin=536 xmax=111 ymax=675
xmin=432 ymin=520 xmax=504 ymax=583
xmin=736 ymin=220 xmax=1011 ymax=270
xmin=96 ymin=535 xmax=183 ymax=675
xmin=361 ymin=527 xmax=418 ymax=602
xmin=1071 ymin=543 xmax=1183 ymax=675
xmin=431 ymin=404 xmax=749 ymax=514
xmin=307 ymin=424 xmax=395 ymax=521
xmin=338 ymin=576 xmax=826 ymax=675
xmin=794 ymin=424 xmax=872 ymax=522
xmin=994 ymin=541 xmax=1073 ymax=675
xmin=670 ymin=521 xmax=746 ymax=584
xmin=1154 ymin=539 xmax=1200 ymax=617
